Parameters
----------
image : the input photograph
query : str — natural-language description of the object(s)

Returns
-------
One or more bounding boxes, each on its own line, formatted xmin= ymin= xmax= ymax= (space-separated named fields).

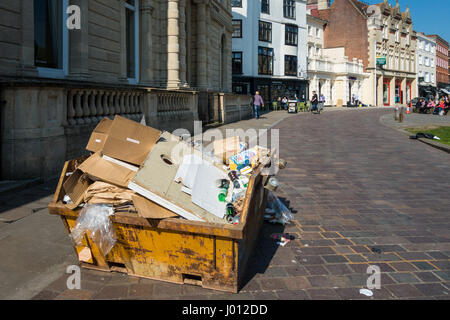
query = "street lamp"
xmin=367 ymin=5 xmax=382 ymax=107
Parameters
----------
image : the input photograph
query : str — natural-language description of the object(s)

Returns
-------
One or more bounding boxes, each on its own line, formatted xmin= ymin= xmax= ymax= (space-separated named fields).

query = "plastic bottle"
xmin=232 ymin=214 xmax=241 ymax=225
xmin=228 ymin=170 xmax=241 ymax=189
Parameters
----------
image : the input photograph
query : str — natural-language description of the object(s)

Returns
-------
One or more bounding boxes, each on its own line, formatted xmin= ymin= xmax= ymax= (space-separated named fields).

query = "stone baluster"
xmin=67 ymin=90 xmax=77 ymax=125
xmin=81 ymin=90 xmax=91 ymax=124
xmin=107 ymin=92 xmax=114 ymax=118
xmin=89 ymin=90 xmax=98 ymax=123
xmin=75 ymin=90 xmax=85 ymax=125
xmin=119 ymin=92 xmax=125 ymax=115
xmin=96 ymin=90 xmax=104 ymax=121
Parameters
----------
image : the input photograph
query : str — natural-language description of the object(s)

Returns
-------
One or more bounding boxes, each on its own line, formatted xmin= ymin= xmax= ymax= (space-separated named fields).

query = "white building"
xmin=231 ymin=0 xmax=308 ymax=104
xmin=416 ymin=32 xmax=437 ymax=97
xmin=306 ymin=14 xmax=369 ymax=106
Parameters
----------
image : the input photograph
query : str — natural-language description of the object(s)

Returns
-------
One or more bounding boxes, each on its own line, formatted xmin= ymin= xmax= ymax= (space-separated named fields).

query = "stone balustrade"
xmin=66 ymin=89 xmax=145 ymax=126
xmin=219 ymin=93 xmax=253 ymax=124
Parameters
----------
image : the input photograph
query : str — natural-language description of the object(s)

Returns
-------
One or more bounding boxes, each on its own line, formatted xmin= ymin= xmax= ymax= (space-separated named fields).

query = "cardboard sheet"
xmin=77 ymin=153 xmax=136 ymax=188
xmin=132 ymin=195 xmax=178 ymax=219
xmin=63 ymin=169 xmax=92 ymax=209
xmin=129 ymin=131 xmax=227 ymax=223
xmin=191 ymin=162 xmax=228 ymax=219
xmin=213 ymin=136 xmax=241 ymax=164
xmin=102 ymin=115 xmax=161 ymax=166
xmin=174 ymin=154 xmax=203 ymax=189
xmin=86 ymin=118 xmax=113 ymax=153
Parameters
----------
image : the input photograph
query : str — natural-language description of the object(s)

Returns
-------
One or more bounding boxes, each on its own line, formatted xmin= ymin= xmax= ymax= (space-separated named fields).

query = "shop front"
xmin=232 ymin=76 xmax=308 ymax=108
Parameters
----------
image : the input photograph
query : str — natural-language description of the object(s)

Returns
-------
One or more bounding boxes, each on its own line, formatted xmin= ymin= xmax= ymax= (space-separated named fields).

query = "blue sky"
xmin=330 ymin=0 xmax=450 ymax=42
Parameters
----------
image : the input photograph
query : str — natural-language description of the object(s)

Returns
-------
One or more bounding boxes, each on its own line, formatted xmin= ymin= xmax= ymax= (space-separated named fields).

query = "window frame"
xmin=261 ymin=0 xmax=270 ymax=14
xmin=285 ymin=24 xmax=298 ymax=46
xmin=34 ymin=0 xmax=69 ymax=79
xmin=232 ymin=19 xmax=243 ymax=38
xmin=284 ymin=55 xmax=297 ymax=76
xmin=283 ymin=0 xmax=296 ymax=20
xmin=258 ymin=20 xmax=272 ymax=43
xmin=125 ymin=0 xmax=140 ymax=84
xmin=232 ymin=51 xmax=243 ymax=75
xmin=231 ymin=0 xmax=242 ymax=8
xmin=258 ymin=46 xmax=274 ymax=76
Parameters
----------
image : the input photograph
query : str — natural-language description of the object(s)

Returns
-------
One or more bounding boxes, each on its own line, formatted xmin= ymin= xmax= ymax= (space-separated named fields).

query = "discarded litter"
xmin=359 ymin=289 xmax=373 ymax=297
xmin=70 ymin=204 xmax=117 ymax=256
xmin=271 ymin=233 xmax=295 ymax=246
xmin=264 ymin=192 xmax=294 ymax=225
xmin=409 ymin=132 xmax=441 ymax=140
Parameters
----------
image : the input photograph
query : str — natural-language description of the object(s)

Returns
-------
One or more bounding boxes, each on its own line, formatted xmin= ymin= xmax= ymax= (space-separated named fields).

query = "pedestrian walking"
xmin=311 ymin=91 xmax=318 ymax=113
xmin=253 ymin=91 xmax=264 ymax=119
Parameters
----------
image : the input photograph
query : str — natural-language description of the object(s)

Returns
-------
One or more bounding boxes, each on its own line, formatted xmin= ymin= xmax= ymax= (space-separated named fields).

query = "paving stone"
xmin=93 ymin=285 xmax=129 ymax=300
xmin=54 ymin=289 xmax=95 ymax=300
xmin=276 ymin=289 xmax=309 ymax=300
xmin=426 ymin=251 xmax=448 ymax=260
xmin=304 ymin=265 xmax=329 ymax=276
xmin=348 ymin=263 xmax=370 ymax=273
xmin=411 ymin=261 xmax=438 ymax=271
xmin=31 ymin=289 xmax=60 ymax=300
xmin=151 ymin=282 xmax=184 ymax=298
xmin=321 ymin=255 xmax=348 ymax=263
xmin=385 ymin=284 xmax=425 ymax=298
xmin=345 ymin=254 xmax=367 ymax=263
xmin=252 ymin=292 xmax=278 ymax=300
xmin=325 ymin=264 xmax=353 ymax=275
xmin=306 ymin=275 xmax=334 ymax=288
xmin=332 ymin=246 xmax=355 ymax=254
xmin=294 ymin=255 xmax=325 ymax=265
xmin=397 ymin=251 xmax=431 ymax=260
xmin=284 ymin=265 xmax=309 ymax=276
xmin=434 ymin=271 xmax=450 ymax=281
xmin=414 ymin=283 xmax=450 ymax=297
xmin=258 ymin=278 xmax=287 ymax=291
xmin=390 ymin=262 xmax=419 ymax=272
xmin=414 ymin=272 xmax=442 ymax=283
xmin=306 ymin=288 xmax=341 ymax=300
xmin=128 ymin=283 xmax=154 ymax=298
xmin=389 ymin=272 xmax=421 ymax=284
xmin=431 ymin=260 xmax=450 ymax=270
xmin=283 ymin=276 xmax=312 ymax=290
xmin=298 ymin=246 xmax=335 ymax=255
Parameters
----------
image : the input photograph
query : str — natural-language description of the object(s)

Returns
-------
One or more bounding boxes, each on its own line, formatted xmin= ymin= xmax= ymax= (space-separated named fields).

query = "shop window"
xmin=232 ymin=51 xmax=243 ymax=74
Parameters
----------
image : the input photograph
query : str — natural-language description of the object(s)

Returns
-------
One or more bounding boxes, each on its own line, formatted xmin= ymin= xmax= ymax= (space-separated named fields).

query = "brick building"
xmin=0 ymin=0 xmax=251 ymax=180
xmin=311 ymin=0 xmax=417 ymax=106
xmin=426 ymin=35 xmax=449 ymax=89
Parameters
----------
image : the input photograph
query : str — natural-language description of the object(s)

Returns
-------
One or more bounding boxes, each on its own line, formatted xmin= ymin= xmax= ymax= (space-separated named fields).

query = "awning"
xmin=441 ymin=89 xmax=450 ymax=95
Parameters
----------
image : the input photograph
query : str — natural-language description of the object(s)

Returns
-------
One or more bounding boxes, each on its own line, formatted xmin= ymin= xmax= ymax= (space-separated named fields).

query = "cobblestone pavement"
xmin=30 ymin=108 xmax=450 ymax=300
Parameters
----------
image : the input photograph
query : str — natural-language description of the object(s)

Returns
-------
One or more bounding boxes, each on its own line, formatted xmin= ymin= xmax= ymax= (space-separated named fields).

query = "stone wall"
xmin=219 ymin=93 xmax=252 ymax=124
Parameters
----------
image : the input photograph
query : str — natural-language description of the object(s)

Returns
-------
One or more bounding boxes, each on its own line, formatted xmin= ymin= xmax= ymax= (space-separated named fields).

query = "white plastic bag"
xmin=70 ymin=204 xmax=117 ymax=256
xmin=265 ymin=191 xmax=294 ymax=225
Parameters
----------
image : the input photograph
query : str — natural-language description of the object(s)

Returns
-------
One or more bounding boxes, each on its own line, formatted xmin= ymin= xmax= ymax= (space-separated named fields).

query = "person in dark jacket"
xmin=311 ymin=91 xmax=318 ymax=113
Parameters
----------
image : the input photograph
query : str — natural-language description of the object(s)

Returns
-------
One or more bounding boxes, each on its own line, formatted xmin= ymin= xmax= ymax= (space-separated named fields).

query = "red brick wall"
xmin=322 ymin=0 xmax=369 ymax=70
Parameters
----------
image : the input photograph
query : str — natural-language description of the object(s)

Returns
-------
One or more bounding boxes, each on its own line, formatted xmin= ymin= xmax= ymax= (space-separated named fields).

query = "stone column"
xmin=390 ymin=76 xmax=396 ymax=106
xmin=19 ymin=0 xmax=37 ymax=76
xmin=119 ymin=0 xmax=128 ymax=82
xmin=167 ymin=0 xmax=181 ymax=89
xmin=377 ymin=75 xmax=383 ymax=107
xmin=140 ymin=0 xmax=155 ymax=85
xmin=68 ymin=0 xmax=90 ymax=79
xmin=179 ymin=0 xmax=188 ymax=87
xmin=195 ymin=0 xmax=208 ymax=89
xmin=401 ymin=77 xmax=407 ymax=105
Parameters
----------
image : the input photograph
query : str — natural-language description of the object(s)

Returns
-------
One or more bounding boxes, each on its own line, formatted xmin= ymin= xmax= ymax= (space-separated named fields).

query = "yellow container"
xmin=48 ymin=156 xmax=269 ymax=293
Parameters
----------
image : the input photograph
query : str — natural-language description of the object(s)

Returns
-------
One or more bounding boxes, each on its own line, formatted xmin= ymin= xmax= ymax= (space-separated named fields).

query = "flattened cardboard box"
xmin=213 ymin=136 xmax=241 ymax=164
xmin=102 ymin=115 xmax=161 ymax=166
xmin=77 ymin=153 xmax=137 ymax=188
xmin=63 ymin=169 xmax=92 ymax=209
xmin=86 ymin=118 xmax=113 ymax=153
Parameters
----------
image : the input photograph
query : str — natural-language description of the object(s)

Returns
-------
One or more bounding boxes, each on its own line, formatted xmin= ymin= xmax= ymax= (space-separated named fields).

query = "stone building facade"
xmin=426 ymin=34 xmax=449 ymax=89
xmin=313 ymin=0 xmax=417 ymax=107
xmin=416 ymin=32 xmax=437 ymax=98
xmin=306 ymin=13 xmax=369 ymax=107
xmin=0 ymin=0 xmax=251 ymax=180
xmin=231 ymin=0 xmax=308 ymax=104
